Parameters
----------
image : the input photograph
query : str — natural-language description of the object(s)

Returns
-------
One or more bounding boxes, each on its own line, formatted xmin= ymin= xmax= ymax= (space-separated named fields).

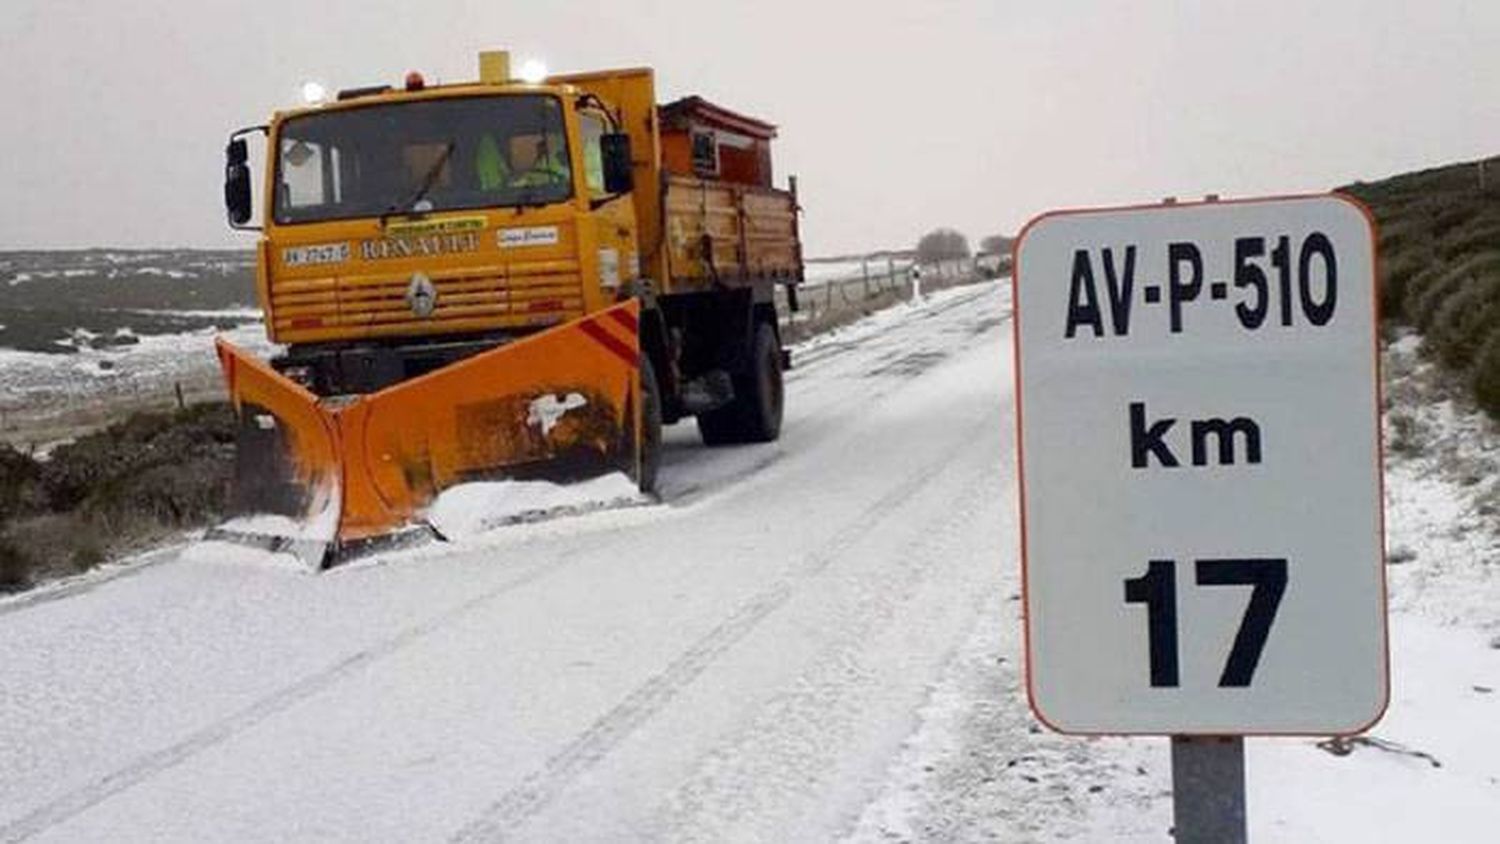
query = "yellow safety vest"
xmin=475 ymin=135 xmax=510 ymax=191
xmin=509 ymin=145 xmax=570 ymax=188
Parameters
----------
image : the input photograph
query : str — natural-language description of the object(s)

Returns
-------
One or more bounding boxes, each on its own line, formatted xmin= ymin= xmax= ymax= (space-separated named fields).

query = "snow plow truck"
xmin=216 ymin=52 xmax=804 ymax=567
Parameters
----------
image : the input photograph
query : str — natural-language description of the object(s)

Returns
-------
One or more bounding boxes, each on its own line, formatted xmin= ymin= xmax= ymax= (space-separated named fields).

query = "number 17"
xmin=1123 ymin=558 xmax=1288 ymax=688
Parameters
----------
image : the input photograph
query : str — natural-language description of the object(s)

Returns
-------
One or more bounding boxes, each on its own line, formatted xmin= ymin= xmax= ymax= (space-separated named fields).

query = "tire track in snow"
xmin=656 ymin=285 xmax=1006 ymax=515
xmin=647 ymin=453 xmax=1007 ymax=840
xmin=786 ymin=285 xmax=1000 ymax=377
xmin=449 ymin=414 xmax=995 ymax=843
xmin=0 ymin=539 xmax=617 ymax=844
xmin=773 ymin=288 xmax=1008 ymax=461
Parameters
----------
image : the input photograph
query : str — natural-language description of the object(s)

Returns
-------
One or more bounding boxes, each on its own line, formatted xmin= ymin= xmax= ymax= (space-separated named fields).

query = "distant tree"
xmin=915 ymin=228 xmax=971 ymax=264
xmin=979 ymin=234 xmax=1014 ymax=256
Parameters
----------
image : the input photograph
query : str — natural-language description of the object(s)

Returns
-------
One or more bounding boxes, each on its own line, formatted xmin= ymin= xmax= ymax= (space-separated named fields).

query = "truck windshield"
xmin=274 ymin=94 xmax=572 ymax=225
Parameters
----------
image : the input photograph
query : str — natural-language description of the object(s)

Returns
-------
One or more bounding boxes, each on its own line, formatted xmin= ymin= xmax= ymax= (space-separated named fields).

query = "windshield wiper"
xmin=381 ymin=141 xmax=455 ymax=227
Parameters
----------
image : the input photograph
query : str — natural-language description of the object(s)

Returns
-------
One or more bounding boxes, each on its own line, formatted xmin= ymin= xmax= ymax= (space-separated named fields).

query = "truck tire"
xmin=639 ymin=354 xmax=662 ymax=494
xmin=696 ymin=322 xmax=783 ymax=445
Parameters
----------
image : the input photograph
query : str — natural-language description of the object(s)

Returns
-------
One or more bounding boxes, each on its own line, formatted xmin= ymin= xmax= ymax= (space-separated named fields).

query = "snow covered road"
xmin=0 ymin=284 xmax=1025 ymax=842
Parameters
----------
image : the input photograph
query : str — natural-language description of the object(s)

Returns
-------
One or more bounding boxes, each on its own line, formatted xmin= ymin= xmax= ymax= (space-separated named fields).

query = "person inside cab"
xmin=507 ymin=134 xmax=570 ymax=188
xmin=474 ymin=131 xmax=570 ymax=193
xmin=474 ymin=133 xmax=511 ymax=190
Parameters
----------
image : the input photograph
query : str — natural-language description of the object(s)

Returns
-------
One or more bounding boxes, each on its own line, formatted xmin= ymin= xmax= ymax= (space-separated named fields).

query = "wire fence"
xmin=777 ymin=257 xmax=993 ymax=343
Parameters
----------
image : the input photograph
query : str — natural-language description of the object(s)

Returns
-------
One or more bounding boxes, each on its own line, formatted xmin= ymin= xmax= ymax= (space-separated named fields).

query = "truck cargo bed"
xmin=662 ymin=175 xmax=801 ymax=293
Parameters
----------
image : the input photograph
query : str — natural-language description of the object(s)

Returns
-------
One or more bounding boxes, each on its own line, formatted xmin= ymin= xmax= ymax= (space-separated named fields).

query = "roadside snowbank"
xmin=426 ymin=473 xmax=648 ymax=539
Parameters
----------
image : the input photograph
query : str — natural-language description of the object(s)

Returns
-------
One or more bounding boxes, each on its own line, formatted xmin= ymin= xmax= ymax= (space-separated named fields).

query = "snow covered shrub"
xmin=1427 ymin=267 xmax=1500 ymax=370
xmin=0 ymin=444 xmax=46 ymax=522
xmin=1387 ymin=411 xmax=1424 ymax=457
xmin=1380 ymin=244 xmax=1435 ymax=321
xmin=0 ymin=403 xmax=237 ymax=591
xmin=1471 ymin=330 xmax=1500 ymax=419
xmin=43 ymin=403 xmax=235 ymax=520
xmin=1408 ymin=253 xmax=1500 ymax=332
xmin=1439 ymin=217 xmax=1500 ymax=262
xmin=0 ymin=536 xmax=28 ymax=591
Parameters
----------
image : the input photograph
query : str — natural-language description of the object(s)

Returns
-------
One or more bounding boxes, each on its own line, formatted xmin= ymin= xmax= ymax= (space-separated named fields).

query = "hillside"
xmin=1340 ymin=154 xmax=1500 ymax=415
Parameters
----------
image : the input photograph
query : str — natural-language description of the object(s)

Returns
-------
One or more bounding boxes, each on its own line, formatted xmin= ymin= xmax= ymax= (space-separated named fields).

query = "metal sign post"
xmin=1011 ymin=194 xmax=1389 ymax=839
xmin=1172 ymin=736 xmax=1246 ymax=843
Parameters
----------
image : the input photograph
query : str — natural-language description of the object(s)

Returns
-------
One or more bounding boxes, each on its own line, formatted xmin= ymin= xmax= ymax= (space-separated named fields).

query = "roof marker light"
xmin=301 ymin=81 xmax=328 ymax=105
xmin=405 ymin=71 xmax=426 ymax=91
xmin=517 ymin=59 xmax=548 ymax=84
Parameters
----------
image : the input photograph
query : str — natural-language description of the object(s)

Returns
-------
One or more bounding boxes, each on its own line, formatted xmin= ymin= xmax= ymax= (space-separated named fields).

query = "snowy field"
xmin=0 ymin=250 xmax=257 ymax=354
xmin=0 ymin=317 xmax=273 ymax=452
xmin=0 ymin=250 xmax=263 ymax=401
xmin=0 ymin=316 xmax=269 ymax=399
xmin=0 ymin=249 xmax=264 ymax=448
xmin=1 ymin=283 xmax=1496 ymax=841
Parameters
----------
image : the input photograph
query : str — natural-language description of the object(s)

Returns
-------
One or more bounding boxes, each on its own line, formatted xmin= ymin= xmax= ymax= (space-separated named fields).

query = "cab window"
xmin=274 ymin=94 xmax=572 ymax=224
xmin=280 ymin=140 xmax=343 ymax=208
xmin=579 ymin=112 xmax=607 ymax=196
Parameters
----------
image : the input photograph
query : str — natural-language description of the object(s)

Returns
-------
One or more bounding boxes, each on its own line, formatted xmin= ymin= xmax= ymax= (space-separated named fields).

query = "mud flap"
xmin=211 ymin=301 xmax=642 ymax=568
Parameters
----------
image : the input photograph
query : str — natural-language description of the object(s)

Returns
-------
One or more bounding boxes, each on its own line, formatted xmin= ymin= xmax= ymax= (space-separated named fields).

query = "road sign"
xmin=1013 ymin=194 xmax=1388 ymax=735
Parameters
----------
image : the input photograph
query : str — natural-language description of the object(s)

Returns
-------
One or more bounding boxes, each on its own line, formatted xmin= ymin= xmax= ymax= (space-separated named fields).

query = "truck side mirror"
xmin=225 ymin=138 xmax=254 ymax=226
xmin=601 ymin=133 xmax=633 ymax=194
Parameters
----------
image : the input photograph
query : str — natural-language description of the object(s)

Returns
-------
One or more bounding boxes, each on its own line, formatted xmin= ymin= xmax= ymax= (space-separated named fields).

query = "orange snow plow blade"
xmin=209 ymin=301 xmax=642 ymax=568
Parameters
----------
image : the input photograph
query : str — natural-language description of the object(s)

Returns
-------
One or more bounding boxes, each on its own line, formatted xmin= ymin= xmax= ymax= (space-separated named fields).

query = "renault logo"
xmin=405 ymin=272 xmax=438 ymax=318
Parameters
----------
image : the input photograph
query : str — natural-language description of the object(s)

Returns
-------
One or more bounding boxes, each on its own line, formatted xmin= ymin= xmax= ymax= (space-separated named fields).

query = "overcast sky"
xmin=3 ymin=0 xmax=1498 ymax=256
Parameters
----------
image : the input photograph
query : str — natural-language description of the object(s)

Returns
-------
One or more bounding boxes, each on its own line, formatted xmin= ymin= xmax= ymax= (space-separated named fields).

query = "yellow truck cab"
xmin=219 ymin=52 xmax=804 ymax=564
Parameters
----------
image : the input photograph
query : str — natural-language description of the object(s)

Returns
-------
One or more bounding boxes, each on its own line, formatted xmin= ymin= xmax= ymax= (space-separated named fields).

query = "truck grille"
xmin=269 ymin=260 xmax=584 ymax=341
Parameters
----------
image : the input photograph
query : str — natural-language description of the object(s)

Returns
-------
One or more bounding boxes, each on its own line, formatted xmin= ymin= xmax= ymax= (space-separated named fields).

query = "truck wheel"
xmin=696 ymin=322 xmax=783 ymax=445
xmin=639 ymin=354 xmax=662 ymax=494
